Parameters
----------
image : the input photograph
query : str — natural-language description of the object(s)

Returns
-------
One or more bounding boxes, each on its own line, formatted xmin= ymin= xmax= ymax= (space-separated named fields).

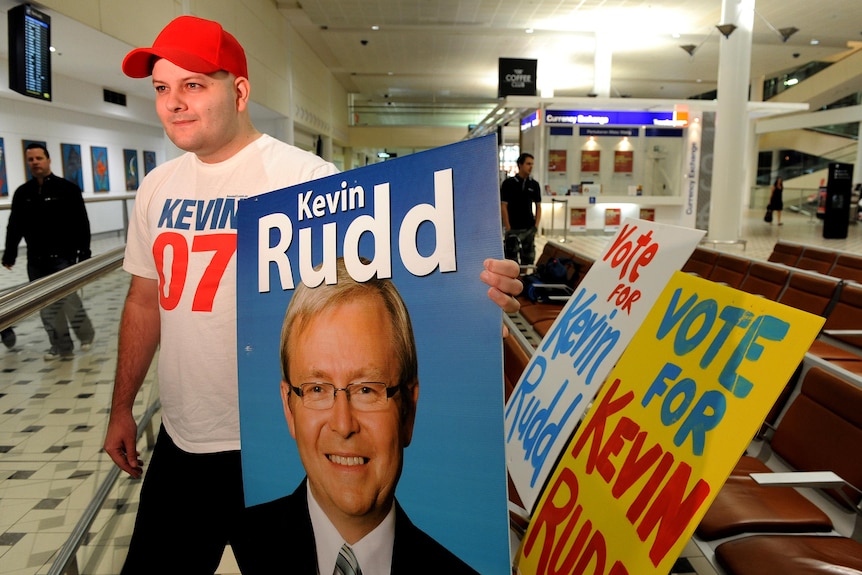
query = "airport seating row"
xmin=693 ymin=358 xmax=862 ymax=575
xmin=687 ymin=240 xmax=862 ymax=287
xmin=517 ymin=242 xmax=862 ymax=366
xmin=767 ymin=240 xmax=862 ymax=284
xmin=679 ymin=247 xmax=862 ymax=573
xmin=505 ymin=338 xmax=862 ymax=573
xmin=681 ymin=247 xmax=862 ymax=365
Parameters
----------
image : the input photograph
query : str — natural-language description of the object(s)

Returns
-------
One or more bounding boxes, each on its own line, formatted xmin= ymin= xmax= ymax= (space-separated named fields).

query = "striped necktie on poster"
xmin=334 ymin=543 xmax=362 ymax=575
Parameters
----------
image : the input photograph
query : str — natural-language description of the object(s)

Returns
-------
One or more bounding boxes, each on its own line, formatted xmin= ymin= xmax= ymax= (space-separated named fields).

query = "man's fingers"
xmin=106 ymin=443 xmax=143 ymax=478
xmin=487 ymin=286 xmax=520 ymax=314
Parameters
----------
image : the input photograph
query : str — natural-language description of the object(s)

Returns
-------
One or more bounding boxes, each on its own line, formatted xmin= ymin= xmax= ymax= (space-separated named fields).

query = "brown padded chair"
xmin=519 ymin=302 xmax=565 ymax=331
xmin=768 ymin=241 xmax=803 ymax=267
xmin=830 ymin=254 xmax=862 ymax=283
xmin=696 ymin=471 xmax=833 ymax=540
xmin=716 ymin=534 xmax=862 ymax=575
xmin=681 ymin=247 xmax=719 ymax=277
xmin=504 ymin=333 xmax=532 ymax=402
xmin=532 ymin=318 xmax=555 ymax=338
xmin=795 ymin=247 xmax=838 ymax=275
xmin=738 ymin=262 xmax=790 ymax=301
xmin=829 ymin=360 xmax=862 ymax=376
xmin=707 ymin=253 xmax=751 ymax=289
xmin=776 ymin=271 xmax=841 ymax=317
xmin=808 ymin=282 xmax=862 ymax=361
xmin=696 ymin=366 xmax=862 ymax=540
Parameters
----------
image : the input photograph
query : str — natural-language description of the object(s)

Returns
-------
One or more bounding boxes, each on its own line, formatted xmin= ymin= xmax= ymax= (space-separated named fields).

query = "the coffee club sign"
xmin=499 ymin=58 xmax=537 ymax=97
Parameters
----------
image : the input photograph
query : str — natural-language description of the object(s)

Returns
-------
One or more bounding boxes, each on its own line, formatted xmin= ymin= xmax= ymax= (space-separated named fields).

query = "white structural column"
xmin=321 ymin=135 xmax=333 ymax=162
xmin=274 ymin=118 xmax=295 ymax=146
xmin=537 ymin=104 xmax=549 ymax=187
xmin=708 ymin=0 xmax=755 ymax=241
xmin=593 ymin=33 xmax=612 ymax=98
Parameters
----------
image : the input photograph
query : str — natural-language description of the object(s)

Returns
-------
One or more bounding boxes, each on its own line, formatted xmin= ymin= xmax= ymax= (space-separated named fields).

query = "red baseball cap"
xmin=122 ymin=16 xmax=248 ymax=79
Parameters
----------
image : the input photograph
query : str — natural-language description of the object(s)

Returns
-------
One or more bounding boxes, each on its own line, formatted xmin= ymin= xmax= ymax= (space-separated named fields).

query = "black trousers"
xmin=27 ymin=256 xmax=94 ymax=353
xmin=504 ymin=227 xmax=537 ymax=265
xmin=121 ymin=426 xmax=259 ymax=575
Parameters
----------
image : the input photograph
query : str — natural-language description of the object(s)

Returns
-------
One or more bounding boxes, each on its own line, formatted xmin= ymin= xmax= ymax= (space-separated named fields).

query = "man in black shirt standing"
xmin=3 ymin=143 xmax=95 ymax=360
xmin=500 ymin=152 xmax=542 ymax=265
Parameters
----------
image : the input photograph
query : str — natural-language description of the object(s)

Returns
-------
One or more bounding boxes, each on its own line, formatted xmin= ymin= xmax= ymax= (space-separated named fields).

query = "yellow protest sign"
xmin=515 ymin=271 xmax=825 ymax=575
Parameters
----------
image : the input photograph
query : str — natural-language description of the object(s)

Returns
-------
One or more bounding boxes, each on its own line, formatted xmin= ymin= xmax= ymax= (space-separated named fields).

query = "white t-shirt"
xmin=124 ymin=134 xmax=338 ymax=453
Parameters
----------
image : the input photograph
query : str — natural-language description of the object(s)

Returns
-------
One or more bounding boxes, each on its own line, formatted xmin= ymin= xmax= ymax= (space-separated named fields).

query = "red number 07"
xmin=153 ymin=232 xmax=237 ymax=312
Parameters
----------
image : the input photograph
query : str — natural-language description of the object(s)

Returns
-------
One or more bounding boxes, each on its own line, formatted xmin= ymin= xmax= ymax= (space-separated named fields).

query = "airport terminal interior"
xmin=1 ymin=213 xmax=861 ymax=575
xmin=2 ymin=0 xmax=862 ymax=574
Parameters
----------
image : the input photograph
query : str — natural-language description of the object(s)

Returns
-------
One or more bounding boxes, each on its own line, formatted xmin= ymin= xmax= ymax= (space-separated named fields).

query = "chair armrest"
xmin=530 ymin=283 xmax=571 ymax=290
xmin=529 ymin=283 xmax=573 ymax=302
xmin=750 ymin=471 xmax=846 ymax=489
xmin=818 ymin=330 xmax=862 ymax=354
xmin=751 ymin=471 xmax=862 ymax=514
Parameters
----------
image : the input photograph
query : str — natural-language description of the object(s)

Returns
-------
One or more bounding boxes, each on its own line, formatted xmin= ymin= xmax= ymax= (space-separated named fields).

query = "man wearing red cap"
xmin=103 ymin=15 xmax=521 ymax=574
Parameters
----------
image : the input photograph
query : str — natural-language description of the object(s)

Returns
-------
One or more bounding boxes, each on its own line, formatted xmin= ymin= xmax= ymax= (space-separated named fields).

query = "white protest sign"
xmin=505 ymin=218 xmax=705 ymax=511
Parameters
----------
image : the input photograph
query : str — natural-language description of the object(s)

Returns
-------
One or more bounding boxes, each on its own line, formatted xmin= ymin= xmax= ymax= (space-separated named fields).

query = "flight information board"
xmin=8 ymin=4 xmax=52 ymax=101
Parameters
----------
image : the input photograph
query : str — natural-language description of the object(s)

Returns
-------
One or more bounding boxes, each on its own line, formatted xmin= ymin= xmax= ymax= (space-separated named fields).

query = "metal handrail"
xmin=0 ymin=246 xmax=125 ymax=331
xmin=504 ymin=313 xmax=536 ymax=353
xmin=46 ymin=400 xmax=161 ymax=575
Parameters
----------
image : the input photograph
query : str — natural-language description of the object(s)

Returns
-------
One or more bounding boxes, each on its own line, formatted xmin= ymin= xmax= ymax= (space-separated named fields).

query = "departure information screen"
xmin=8 ymin=4 xmax=52 ymax=101
xmin=23 ymin=12 xmax=50 ymax=96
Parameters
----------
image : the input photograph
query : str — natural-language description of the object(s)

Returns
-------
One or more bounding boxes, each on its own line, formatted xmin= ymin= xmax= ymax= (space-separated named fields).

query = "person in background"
xmin=103 ymin=15 xmax=522 ymax=574
xmin=2 ymin=142 xmax=94 ymax=360
xmin=501 ymin=152 xmax=542 ymax=265
xmin=770 ymin=176 xmax=784 ymax=225
xmin=1 ymin=327 xmax=16 ymax=350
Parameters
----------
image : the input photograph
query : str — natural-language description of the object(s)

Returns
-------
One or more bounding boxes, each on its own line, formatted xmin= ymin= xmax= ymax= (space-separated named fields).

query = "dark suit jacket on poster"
xmin=239 ymin=480 xmax=479 ymax=574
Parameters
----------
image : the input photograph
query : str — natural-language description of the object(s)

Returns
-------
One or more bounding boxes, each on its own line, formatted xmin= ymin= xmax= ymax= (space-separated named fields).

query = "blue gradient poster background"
xmin=236 ymin=135 xmax=509 ymax=572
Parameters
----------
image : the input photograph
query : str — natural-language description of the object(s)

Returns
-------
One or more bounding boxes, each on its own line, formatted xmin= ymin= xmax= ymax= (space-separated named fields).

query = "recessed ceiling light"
xmin=372 ymin=25 xmax=379 ymax=31
xmin=810 ymin=39 xmax=819 ymax=45
xmin=525 ymin=28 xmax=534 ymax=34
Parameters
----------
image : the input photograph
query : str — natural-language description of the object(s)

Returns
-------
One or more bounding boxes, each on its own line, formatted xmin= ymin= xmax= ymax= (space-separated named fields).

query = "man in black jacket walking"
xmin=3 ymin=143 xmax=94 ymax=360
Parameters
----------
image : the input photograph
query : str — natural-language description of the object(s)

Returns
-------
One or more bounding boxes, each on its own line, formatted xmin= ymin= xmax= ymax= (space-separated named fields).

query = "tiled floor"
xmin=0 ymin=234 xmax=164 ymax=575
xmin=1 ymin=210 xmax=860 ymax=575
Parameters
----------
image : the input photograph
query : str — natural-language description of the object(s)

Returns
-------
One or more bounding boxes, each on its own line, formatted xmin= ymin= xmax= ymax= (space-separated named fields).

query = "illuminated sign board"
xmin=545 ymin=110 xmax=686 ymax=127
xmin=520 ymin=111 xmax=540 ymax=131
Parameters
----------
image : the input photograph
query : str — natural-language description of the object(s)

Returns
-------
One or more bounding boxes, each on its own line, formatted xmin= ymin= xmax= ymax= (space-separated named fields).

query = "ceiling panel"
xmin=1 ymin=0 xmax=859 ymax=128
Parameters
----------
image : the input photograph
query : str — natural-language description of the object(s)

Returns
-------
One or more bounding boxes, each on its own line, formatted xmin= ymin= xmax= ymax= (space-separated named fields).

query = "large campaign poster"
xmin=506 ymin=219 xmax=705 ymax=511
xmin=235 ymin=135 xmax=510 ymax=572
xmin=515 ymin=271 xmax=824 ymax=574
